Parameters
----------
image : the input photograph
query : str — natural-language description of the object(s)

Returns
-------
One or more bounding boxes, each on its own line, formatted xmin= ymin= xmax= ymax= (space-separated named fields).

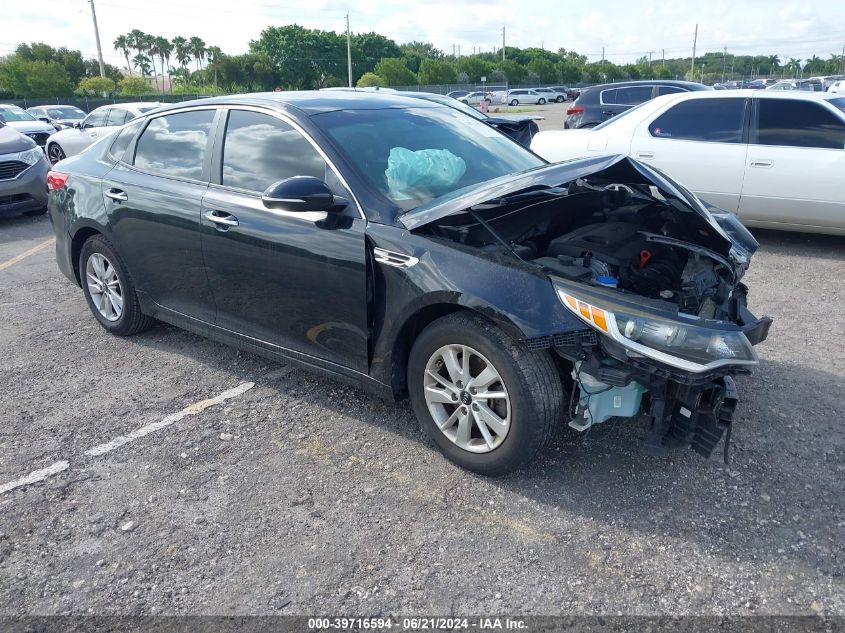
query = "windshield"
xmin=0 ymin=106 xmax=36 ymax=122
xmin=313 ymin=106 xmax=544 ymax=211
xmin=592 ymin=101 xmax=650 ymax=130
xmin=830 ymin=98 xmax=845 ymax=115
xmin=47 ymin=107 xmax=85 ymax=119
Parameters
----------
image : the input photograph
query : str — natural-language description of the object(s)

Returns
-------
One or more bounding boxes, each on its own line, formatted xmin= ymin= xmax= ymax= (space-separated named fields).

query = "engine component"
xmin=547 ymin=222 xmax=644 ymax=267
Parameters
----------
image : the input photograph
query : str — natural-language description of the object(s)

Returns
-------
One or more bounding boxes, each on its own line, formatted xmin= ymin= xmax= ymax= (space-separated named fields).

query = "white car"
xmin=45 ymin=102 xmax=160 ymax=164
xmin=531 ymin=90 xmax=845 ymax=235
xmin=506 ymin=89 xmax=547 ymax=106
xmin=534 ymin=87 xmax=567 ymax=103
xmin=459 ymin=92 xmax=495 ymax=106
xmin=829 ymin=80 xmax=845 ymax=95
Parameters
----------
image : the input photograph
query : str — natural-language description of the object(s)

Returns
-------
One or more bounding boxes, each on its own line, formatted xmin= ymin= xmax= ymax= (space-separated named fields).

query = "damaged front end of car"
xmin=401 ymin=154 xmax=772 ymax=462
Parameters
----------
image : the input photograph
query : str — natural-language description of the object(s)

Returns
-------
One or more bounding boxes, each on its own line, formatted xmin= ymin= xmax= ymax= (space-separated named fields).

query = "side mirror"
xmin=74 ymin=121 xmax=83 ymax=129
xmin=38 ymin=117 xmax=51 ymax=123
xmin=261 ymin=176 xmax=346 ymax=213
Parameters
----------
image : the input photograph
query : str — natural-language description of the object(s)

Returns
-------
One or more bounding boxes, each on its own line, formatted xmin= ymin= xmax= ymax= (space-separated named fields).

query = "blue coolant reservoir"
xmin=570 ymin=364 xmax=646 ymax=431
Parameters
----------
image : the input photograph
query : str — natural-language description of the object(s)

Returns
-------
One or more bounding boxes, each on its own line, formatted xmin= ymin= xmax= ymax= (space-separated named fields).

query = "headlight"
xmin=555 ymin=285 xmax=758 ymax=372
xmin=18 ymin=147 xmax=44 ymax=166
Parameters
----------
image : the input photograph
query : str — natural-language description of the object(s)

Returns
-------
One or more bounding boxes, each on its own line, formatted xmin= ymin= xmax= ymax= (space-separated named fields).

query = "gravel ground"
xmin=0 ymin=199 xmax=843 ymax=617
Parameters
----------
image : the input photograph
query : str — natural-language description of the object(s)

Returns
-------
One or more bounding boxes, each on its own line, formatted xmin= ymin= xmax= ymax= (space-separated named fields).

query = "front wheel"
xmin=509 ymin=99 xmax=519 ymax=106
xmin=538 ymin=98 xmax=546 ymax=105
xmin=408 ymin=312 xmax=563 ymax=476
xmin=47 ymin=143 xmax=66 ymax=165
xmin=79 ymin=235 xmax=154 ymax=336
xmin=556 ymin=96 xmax=564 ymax=103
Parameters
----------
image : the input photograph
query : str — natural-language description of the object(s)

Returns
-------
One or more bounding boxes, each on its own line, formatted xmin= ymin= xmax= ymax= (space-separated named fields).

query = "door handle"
xmin=90 ymin=132 xmax=98 ymax=137
xmin=204 ymin=210 xmax=239 ymax=227
xmin=105 ymin=188 xmax=128 ymax=202
xmin=750 ymin=159 xmax=773 ymax=168
xmin=601 ymin=110 xmax=615 ymax=117
xmin=637 ymin=152 xmax=655 ymax=159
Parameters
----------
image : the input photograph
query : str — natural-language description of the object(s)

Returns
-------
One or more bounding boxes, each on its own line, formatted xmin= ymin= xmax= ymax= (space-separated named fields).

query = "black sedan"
xmin=48 ymin=92 xmax=771 ymax=475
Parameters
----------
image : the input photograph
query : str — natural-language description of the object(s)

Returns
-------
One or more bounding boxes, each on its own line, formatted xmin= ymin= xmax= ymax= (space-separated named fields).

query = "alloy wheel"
xmin=86 ymin=253 xmax=123 ymax=321
xmin=48 ymin=144 xmax=65 ymax=164
xmin=423 ymin=344 xmax=510 ymax=453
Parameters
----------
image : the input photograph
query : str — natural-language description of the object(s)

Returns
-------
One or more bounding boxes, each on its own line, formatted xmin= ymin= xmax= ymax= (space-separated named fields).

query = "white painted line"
xmin=0 ymin=237 xmax=56 ymax=272
xmin=85 ymin=382 xmax=255 ymax=457
xmin=0 ymin=460 xmax=69 ymax=495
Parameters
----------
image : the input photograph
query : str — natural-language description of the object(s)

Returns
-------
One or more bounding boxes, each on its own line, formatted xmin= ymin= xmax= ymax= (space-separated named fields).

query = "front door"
xmin=105 ymin=108 xmax=219 ymax=321
xmin=200 ymin=108 xmax=369 ymax=372
xmin=628 ymin=96 xmax=750 ymax=212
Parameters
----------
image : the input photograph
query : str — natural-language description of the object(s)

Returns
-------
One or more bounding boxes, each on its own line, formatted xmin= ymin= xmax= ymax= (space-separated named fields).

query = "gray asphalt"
xmin=0 ymin=192 xmax=843 ymax=616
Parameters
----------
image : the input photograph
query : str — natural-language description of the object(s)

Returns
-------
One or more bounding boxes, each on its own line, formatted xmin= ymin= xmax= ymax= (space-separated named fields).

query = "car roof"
xmin=584 ymin=80 xmax=710 ymax=92
xmin=664 ymin=89 xmax=842 ymax=102
xmin=154 ymin=91 xmax=443 ymax=116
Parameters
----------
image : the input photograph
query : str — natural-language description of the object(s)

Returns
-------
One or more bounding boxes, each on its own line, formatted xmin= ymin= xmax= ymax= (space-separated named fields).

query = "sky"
xmin=1 ymin=0 xmax=844 ymax=68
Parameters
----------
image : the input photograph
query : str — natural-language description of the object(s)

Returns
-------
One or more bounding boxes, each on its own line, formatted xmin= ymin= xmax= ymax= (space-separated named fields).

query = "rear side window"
xmin=221 ymin=110 xmax=326 ymax=192
xmin=649 ymin=98 xmax=746 ymax=143
xmin=657 ymin=86 xmax=685 ymax=96
xmin=106 ymin=108 xmax=131 ymax=126
xmin=755 ymin=99 xmax=845 ymax=149
xmin=108 ymin=119 xmax=143 ymax=162
xmin=609 ymin=86 xmax=653 ymax=105
xmin=133 ymin=110 xmax=215 ymax=180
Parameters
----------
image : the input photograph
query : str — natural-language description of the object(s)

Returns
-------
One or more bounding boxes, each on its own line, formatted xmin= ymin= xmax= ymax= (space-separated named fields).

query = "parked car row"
xmin=447 ymin=87 xmax=580 ymax=106
xmin=45 ymin=91 xmax=771 ymax=475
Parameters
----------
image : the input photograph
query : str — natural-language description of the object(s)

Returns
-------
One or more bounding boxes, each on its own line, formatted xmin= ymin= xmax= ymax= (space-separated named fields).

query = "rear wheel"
xmin=408 ymin=312 xmax=563 ymax=476
xmin=509 ymin=99 xmax=519 ymax=106
xmin=79 ymin=235 xmax=154 ymax=336
xmin=556 ymin=95 xmax=564 ymax=103
xmin=47 ymin=143 xmax=66 ymax=165
xmin=538 ymin=98 xmax=546 ymax=105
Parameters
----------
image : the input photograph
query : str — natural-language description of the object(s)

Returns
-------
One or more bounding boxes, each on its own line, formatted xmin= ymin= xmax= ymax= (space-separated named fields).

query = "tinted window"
xmin=108 ymin=119 xmax=143 ymax=161
xmin=611 ymin=86 xmax=653 ymax=105
xmin=134 ymin=110 xmax=214 ymax=180
xmin=221 ymin=110 xmax=326 ymax=192
xmin=657 ymin=86 xmax=685 ymax=96
xmin=84 ymin=109 xmax=108 ymax=128
xmin=755 ymin=99 xmax=845 ymax=149
xmin=649 ymin=98 xmax=746 ymax=143
xmin=107 ymin=108 xmax=131 ymax=126
xmin=601 ymin=89 xmax=617 ymax=104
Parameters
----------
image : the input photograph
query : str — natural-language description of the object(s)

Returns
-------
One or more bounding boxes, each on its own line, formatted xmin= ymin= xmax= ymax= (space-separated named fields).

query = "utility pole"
xmin=502 ymin=26 xmax=506 ymax=61
xmin=346 ymin=13 xmax=352 ymax=88
xmin=648 ymin=51 xmax=653 ymax=66
xmin=662 ymin=49 xmax=665 ymax=67
xmin=457 ymin=44 xmax=461 ymax=58
xmin=88 ymin=0 xmax=106 ymax=77
xmin=722 ymin=45 xmax=727 ymax=82
xmin=601 ymin=47 xmax=605 ymax=64
xmin=690 ymin=23 xmax=698 ymax=78
xmin=841 ymin=44 xmax=845 ymax=74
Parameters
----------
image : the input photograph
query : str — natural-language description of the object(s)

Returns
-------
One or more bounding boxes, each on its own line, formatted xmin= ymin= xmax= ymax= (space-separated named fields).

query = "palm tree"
xmin=172 ymin=36 xmax=191 ymax=76
xmin=155 ymin=37 xmax=174 ymax=93
xmin=126 ymin=29 xmax=146 ymax=72
xmin=188 ymin=36 xmax=206 ymax=72
xmin=206 ymin=45 xmax=222 ymax=91
xmin=132 ymin=53 xmax=152 ymax=80
xmin=113 ymin=34 xmax=132 ymax=76
xmin=140 ymin=33 xmax=158 ymax=92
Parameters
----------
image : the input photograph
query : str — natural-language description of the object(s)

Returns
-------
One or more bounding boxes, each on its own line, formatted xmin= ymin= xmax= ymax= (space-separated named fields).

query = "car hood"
xmin=0 ymin=125 xmax=37 ymax=153
xmin=4 ymin=120 xmax=56 ymax=135
xmin=399 ymin=154 xmax=736 ymax=256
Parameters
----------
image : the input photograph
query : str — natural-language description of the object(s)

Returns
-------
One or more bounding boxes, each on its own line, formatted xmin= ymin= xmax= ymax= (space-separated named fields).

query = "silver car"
xmin=0 ymin=104 xmax=57 ymax=149
xmin=45 ymin=102 xmax=160 ymax=164
xmin=26 ymin=105 xmax=87 ymax=131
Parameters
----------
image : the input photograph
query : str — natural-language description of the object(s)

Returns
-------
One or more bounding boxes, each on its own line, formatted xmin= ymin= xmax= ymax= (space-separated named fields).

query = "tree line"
xmin=2 ymin=25 xmax=844 ymax=98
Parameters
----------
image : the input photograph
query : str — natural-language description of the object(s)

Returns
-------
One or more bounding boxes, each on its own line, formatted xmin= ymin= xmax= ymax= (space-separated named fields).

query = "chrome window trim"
xmin=211 ymin=104 xmax=366 ymax=220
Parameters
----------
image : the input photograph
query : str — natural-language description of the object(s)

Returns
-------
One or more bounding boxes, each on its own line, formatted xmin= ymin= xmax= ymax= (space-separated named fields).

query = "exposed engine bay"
xmin=417 ymin=178 xmax=748 ymax=321
xmin=409 ymin=158 xmax=771 ymax=463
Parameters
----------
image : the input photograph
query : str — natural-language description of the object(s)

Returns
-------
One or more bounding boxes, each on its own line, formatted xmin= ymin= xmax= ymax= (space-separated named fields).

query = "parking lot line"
xmin=0 ymin=237 xmax=56 ymax=272
xmin=85 ymin=381 xmax=255 ymax=457
xmin=0 ymin=460 xmax=69 ymax=495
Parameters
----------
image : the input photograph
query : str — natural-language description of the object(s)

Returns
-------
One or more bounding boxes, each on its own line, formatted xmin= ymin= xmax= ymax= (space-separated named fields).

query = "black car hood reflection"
xmin=399 ymin=154 xmax=733 ymax=255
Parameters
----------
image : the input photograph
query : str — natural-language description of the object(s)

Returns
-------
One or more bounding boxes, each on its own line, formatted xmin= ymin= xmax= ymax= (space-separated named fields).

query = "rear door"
xmin=739 ymin=97 xmax=845 ymax=230
xmin=628 ymin=96 xmax=750 ymax=211
xmin=200 ymin=107 xmax=369 ymax=372
xmin=103 ymin=107 xmax=219 ymax=321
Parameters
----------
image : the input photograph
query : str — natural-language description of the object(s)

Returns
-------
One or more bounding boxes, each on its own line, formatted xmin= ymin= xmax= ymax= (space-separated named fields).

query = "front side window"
xmin=106 ymin=108 xmax=131 ymax=126
xmin=755 ymin=99 xmax=845 ymax=149
xmin=649 ymin=98 xmax=746 ymax=143
xmin=133 ymin=109 xmax=215 ymax=180
xmin=84 ymin=109 xmax=109 ymax=128
xmin=221 ymin=110 xmax=326 ymax=192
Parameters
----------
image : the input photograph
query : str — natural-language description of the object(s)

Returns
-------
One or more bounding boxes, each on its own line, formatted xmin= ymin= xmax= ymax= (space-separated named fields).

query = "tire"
xmin=556 ymin=96 xmax=564 ymax=103
xmin=47 ymin=143 xmax=66 ymax=165
xmin=408 ymin=312 xmax=563 ymax=476
xmin=22 ymin=206 xmax=47 ymax=217
xmin=461 ymin=99 xmax=469 ymax=104
xmin=79 ymin=234 xmax=154 ymax=336
xmin=538 ymin=98 xmax=546 ymax=105
xmin=509 ymin=99 xmax=519 ymax=106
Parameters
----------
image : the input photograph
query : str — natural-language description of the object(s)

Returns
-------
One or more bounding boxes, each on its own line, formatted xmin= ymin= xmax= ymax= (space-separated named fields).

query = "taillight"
xmin=47 ymin=171 xmax=69 ymax=191
xmin=566 ymin=106 xmax=584 ymax=115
